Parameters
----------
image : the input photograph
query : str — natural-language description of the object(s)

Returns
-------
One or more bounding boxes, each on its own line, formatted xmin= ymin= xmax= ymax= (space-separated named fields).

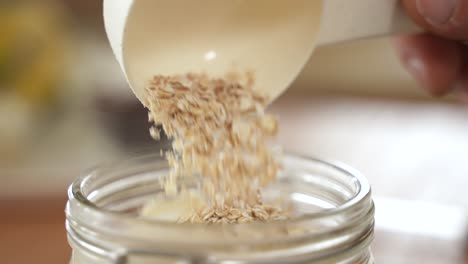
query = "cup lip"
xmin=67 ymin=152 xmax=372 ymax=232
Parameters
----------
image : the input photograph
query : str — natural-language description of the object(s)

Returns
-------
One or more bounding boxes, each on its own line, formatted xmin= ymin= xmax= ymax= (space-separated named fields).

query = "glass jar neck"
xmin=66 ymin=154 xmax=374 ymax=264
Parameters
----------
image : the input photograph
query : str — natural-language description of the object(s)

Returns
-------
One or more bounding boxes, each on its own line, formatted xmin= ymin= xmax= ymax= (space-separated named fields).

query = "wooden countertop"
xmin=0 ymin=197 xmax=70 ymax=264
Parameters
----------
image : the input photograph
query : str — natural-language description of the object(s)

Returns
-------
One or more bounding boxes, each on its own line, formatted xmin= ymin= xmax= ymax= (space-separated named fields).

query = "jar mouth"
xmin=69 ymin=153 xmax=369 ymax=222
xmin=66 ymin=153 xmax=374 ymax=262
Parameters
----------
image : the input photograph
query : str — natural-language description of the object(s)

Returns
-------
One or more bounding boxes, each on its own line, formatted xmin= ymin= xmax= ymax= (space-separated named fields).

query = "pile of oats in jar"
xmin=141 ymin=72 xmax=286 ymax=224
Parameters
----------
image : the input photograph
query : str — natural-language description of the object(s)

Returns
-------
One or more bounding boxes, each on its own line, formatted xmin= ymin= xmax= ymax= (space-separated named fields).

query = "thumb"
xmin=403 ymin=0 xmax=468 ymax=40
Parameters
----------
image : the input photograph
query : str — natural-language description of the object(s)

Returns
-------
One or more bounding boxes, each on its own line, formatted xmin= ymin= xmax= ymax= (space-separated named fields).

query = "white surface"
xmin=374 ymin=197 xmax=467 ymax=241
xmin=271 ymin=95 xmax=468 ymax=208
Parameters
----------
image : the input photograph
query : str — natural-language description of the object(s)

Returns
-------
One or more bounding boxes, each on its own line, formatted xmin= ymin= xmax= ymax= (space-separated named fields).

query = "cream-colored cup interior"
xmin=112 ymin=0 xmax=323 ymax=104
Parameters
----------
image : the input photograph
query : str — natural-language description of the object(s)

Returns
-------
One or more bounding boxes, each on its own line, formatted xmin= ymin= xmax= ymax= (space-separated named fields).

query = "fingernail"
xmin=417 ymin=0 xmax=458 ymax=25
xmin=404 ymin=56 xmax=427 ymax=85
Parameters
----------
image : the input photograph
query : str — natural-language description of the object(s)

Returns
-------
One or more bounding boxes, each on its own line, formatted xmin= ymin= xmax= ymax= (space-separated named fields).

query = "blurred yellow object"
xmin=0 ymin=1 xmax=70 ymax=161
xmin=0 ymin=1 xmax=68 ymax=109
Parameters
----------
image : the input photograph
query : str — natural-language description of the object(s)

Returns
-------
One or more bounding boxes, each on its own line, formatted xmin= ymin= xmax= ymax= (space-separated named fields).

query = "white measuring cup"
xmin=104 ymin=0 xmax=417 ymax=105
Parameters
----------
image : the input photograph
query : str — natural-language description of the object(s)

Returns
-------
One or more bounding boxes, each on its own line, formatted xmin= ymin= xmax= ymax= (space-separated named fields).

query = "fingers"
xmin=402 ymin=0 xmax=468 ymax=40
xmin=392 ymin=34 xmax=463 ymax=96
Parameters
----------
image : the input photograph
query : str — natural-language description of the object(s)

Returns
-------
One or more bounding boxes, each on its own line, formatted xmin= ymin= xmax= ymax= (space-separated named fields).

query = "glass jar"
xmin=66 ymin=153 xmax=375 ymax=264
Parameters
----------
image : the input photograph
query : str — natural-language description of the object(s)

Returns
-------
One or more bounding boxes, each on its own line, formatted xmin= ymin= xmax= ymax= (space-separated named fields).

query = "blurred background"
xmin=0 ymin=1 xmax=467 ymax=263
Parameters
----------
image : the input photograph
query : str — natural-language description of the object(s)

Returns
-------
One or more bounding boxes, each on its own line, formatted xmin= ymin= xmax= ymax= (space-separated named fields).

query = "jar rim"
xmin=68 ymin=152 xmax=370 ymax=227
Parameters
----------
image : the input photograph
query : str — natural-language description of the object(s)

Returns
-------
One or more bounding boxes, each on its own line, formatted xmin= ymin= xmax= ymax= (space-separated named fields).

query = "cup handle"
xmin=317 ymin=0 xmax=421 ymax=46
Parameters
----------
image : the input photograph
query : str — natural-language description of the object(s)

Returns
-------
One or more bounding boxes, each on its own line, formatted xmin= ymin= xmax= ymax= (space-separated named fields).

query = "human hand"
xmin=393 ymin=0 xmax=468 ymax=102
